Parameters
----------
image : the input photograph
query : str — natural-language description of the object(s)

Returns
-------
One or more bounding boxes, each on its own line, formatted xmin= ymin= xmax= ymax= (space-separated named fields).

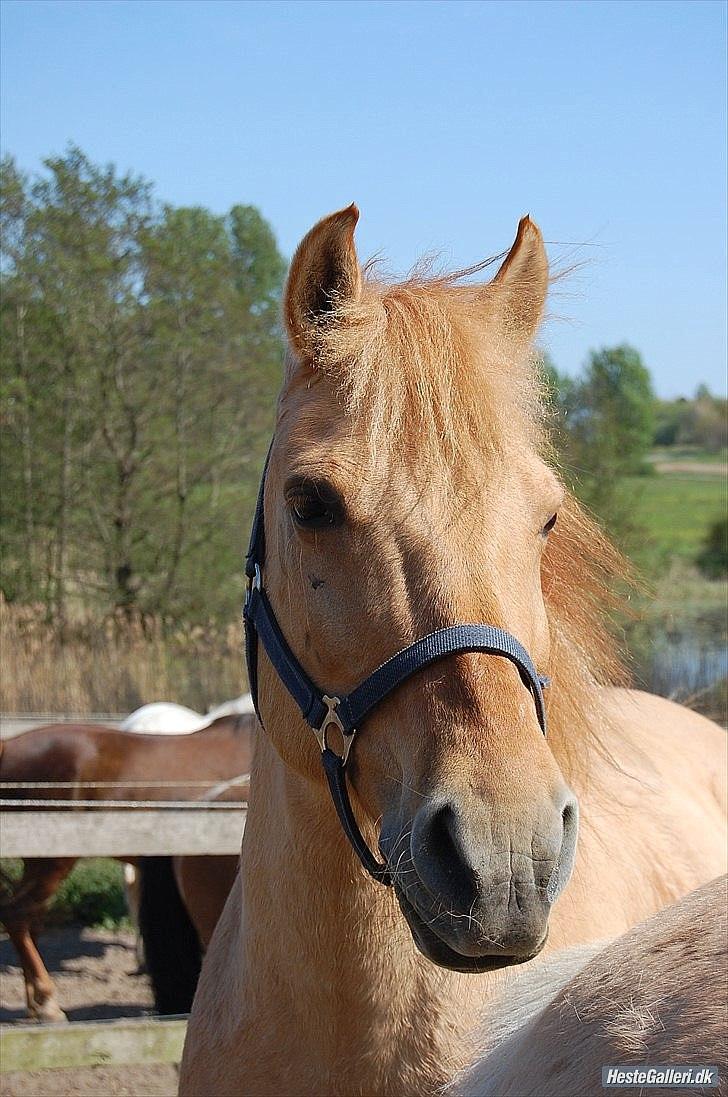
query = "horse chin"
xmin=394 ymin=887 xmax=548 ymax=974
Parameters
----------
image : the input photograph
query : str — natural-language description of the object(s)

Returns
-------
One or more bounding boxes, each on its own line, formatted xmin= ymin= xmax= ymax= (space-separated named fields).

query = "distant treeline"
xmin=1 ymin=148 xmax=285 ymax=627
xmin=542 ymin=348 xmax=725 ymax=550
xmin=1 ymin=148 xmax=725 ymax=630
xmin=653 ymin=387 xmax=727 ymax=451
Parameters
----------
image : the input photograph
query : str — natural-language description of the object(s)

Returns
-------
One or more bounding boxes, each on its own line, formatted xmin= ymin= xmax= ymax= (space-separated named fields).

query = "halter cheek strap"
xmin=243 ymin=444 xmax=550 ymax=886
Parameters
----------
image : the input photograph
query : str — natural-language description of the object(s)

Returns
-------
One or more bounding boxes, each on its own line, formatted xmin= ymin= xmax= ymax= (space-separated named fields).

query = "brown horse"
xmin=447 ymin=874 xmax=728 ymax=1095
xmin=138 ymin=778 xmax=244 ymax=1015
xmin=137 ymin=850 xmax=242 ymax=1017
xmin=180 ymin=207 xmax=727 ymax=1097
xmin=0 ymin=715 xmax=252 ymax=1021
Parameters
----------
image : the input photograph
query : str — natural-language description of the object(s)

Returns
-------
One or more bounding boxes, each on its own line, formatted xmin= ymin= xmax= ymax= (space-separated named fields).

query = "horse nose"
xmin=410 ymin=789 xmax=579 ymax=947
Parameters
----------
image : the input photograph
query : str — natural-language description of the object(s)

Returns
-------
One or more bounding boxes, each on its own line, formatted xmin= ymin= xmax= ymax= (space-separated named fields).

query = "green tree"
xmin=1 ymin=147 xmax=285 ymax=625
xmin=696 ymin=516 xmax=728 ymax=579
xmin=571 ymin=344 xmax=655 ymax=474
xmin=1 ymin=149 xmax=153 ymax=620
xmin=135 ymin=203 xmax=283 ymax=620
xmin=653 ymin=397 xmax=688 ymax=446
xmin=542 ymin=345 xmax=656 ymax=552
xmin=564 ymin=345 xmax=655 ymax=543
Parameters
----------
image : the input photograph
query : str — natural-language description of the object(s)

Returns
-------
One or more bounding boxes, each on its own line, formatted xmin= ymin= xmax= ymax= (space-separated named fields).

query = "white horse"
xmin=120 ymin=694 xmax=254 ymax=735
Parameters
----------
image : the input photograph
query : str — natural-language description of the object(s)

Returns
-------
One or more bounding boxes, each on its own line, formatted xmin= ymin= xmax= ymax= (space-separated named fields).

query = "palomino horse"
xmin=448 ymin=874 xmax=728 ymax=1095
xmin=180 ymin=208 xmax=727 ymax=1097
xmin=0 ymin=715 xmax=252 ymax=1021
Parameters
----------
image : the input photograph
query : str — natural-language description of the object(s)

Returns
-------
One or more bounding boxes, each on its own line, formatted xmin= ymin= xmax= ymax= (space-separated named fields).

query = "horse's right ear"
xmin=490 ymin=215 xmax=548 ymax=342
xmin=284 ymin=205 xmax=362 ymax=357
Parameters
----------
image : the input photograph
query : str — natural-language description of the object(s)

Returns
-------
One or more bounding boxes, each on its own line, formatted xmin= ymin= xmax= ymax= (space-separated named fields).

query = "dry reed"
xmin=0 ymin=597 xmax=246 ymax=714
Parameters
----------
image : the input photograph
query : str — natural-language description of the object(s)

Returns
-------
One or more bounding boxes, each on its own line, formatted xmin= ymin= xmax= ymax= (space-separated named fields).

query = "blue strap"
xmin=245 ymin=585 xmax=327 ymax=729
xmin=246 ymin=583 xmax=547 ymax=737
xmin=321 ymin=748 xmax=392 ymax=884
xmin=339 ymin=624 xmax=546 ymax=735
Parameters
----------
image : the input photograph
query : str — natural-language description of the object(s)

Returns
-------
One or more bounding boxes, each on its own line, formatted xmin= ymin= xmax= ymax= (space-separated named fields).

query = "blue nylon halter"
xmin=243 ymin=444 xmax=550 ymax=885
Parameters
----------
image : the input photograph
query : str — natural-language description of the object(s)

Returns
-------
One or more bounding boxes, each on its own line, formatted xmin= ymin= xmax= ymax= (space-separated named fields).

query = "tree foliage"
xmin=543 ymin=344 xmax=656 ymax=549
xmin=696 ymin=515 xmax=728 ymax=580
xmin=2 ymin=150 xmax=722 ymax=631
xmin=568 ymin=344 xmax=656 ymax=475
xmin=654 ymin=387 xmax=727 ymax=451
xmin=1 ymin=148 xmax=285 ymax=624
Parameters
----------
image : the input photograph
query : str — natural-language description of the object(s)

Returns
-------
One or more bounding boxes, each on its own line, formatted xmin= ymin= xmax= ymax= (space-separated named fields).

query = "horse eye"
xmin=542 ymin=513 xmax=558 ymax=537
xmin=288 ymin=483 xmax=343 ymax=530
xmin=292 ymin=497 xmax=334 ymax=528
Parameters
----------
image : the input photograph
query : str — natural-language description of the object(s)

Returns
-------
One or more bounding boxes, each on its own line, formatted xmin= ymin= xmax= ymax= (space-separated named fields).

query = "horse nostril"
xmin=546 ymin=796 xmax=579 ymax=903
xmin=561 ymin=799 xmax=578 ymax=844
xmin=412 ymin=801 xmax=478 ymax=909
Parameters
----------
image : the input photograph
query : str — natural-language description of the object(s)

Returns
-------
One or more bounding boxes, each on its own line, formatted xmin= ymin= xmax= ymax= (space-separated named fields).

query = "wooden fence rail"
xmin=0 ymin=806 xmax=246 ymax=858
xmin=0 ymin=801 xmax=246 ymax=1072
xmin=0 ymin=1016 xmax=188 ymax=1072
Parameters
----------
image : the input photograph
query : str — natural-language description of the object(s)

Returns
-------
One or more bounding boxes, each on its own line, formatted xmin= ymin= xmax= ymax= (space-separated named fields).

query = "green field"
xmin=628 ymin=468 xmax=726 ymax=560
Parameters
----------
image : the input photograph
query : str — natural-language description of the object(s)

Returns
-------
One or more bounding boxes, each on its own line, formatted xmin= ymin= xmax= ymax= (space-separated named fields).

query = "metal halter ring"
xmin=314 ymin=695 xmax=356 ymax=765
xmin=247 ymin=562 xmax=262 ymax=598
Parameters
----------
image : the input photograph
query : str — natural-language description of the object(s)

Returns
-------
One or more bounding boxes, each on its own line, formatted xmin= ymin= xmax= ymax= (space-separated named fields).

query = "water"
xmin=644 ymin=633 xmax=727 ymax=700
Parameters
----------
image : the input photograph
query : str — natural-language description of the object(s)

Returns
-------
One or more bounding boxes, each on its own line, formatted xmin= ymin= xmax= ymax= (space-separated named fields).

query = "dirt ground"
xmin=0 ymin=927 xmax=177 ymax=1097
xmin=652 ymin=459 xmax=727 ymax=475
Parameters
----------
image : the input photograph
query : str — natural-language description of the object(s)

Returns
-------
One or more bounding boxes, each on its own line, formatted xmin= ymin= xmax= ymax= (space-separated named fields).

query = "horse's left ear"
xmin=284 ymin=204 xmax=362 ymax=358
xmin=491 ymin=216 xmax=548 ymax=340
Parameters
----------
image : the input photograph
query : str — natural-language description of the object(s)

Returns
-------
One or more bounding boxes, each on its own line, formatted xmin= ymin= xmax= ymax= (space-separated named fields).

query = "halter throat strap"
xmin=243 ymin=445 xmax=549 ymax=887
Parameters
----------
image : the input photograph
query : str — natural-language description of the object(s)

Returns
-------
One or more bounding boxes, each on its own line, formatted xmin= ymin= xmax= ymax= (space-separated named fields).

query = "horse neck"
xmin=239 ymin=723 xmax=483 ymax=1088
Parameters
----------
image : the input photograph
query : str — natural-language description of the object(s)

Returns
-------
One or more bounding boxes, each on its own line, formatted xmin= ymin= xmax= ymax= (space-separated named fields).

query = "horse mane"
xmin=307 ymin=262 xmax=632 ymax=785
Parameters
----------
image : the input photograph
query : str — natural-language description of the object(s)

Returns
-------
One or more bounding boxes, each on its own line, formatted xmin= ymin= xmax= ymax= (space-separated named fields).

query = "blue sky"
xmin=2 ymin=0 xmax=726 ymax=397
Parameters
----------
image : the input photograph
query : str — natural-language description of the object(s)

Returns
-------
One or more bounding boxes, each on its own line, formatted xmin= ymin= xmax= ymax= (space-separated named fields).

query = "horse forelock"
xmin=306 ymin=264 xmax=544 ymax=468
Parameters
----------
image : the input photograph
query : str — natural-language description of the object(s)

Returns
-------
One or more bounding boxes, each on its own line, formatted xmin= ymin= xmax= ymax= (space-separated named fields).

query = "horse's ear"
xmin=284 ymin=204 xmax=362 ymax=356
xmin=490 ymin=216 xmax=548 ymax=340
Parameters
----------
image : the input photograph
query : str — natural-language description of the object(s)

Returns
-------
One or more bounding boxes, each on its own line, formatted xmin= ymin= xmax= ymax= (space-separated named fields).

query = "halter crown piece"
xmin=243 ymin=443 xmax=550 ymax=886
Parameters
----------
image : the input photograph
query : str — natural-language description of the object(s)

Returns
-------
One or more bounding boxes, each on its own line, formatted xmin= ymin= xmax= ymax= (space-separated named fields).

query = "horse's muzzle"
xmin=382 ymin=790 xmax=579 ymax=971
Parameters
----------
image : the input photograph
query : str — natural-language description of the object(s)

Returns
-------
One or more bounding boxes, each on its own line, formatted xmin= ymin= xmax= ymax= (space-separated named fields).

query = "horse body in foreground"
xmin=448 ymin=874 xmax=728 ymax=1096
xmin=0 ymin=715 xmax=252 ymax=1020
xmin=180 ymin=208 xmax=726 ymax=1097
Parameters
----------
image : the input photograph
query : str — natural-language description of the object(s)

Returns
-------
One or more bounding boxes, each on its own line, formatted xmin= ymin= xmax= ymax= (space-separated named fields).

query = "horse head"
xmin=256 ymin=206 xmax=578 ymax=972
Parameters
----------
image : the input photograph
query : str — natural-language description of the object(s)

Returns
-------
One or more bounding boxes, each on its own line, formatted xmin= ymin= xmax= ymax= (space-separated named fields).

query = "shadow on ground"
xmin=0 ymin=926 xmax=154 ymax=1023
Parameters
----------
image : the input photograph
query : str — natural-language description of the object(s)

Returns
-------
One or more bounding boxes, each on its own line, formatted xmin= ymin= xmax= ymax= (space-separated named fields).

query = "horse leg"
xmin=1 ymin=858 xmax=76 ymax=1022
xmin=6 ymin=923 xmax=68 ymax=1022
xmin=122 ymin=861 xmax=145 ymax=971
xmin=173 ymin=855 xmax=239 ymax=949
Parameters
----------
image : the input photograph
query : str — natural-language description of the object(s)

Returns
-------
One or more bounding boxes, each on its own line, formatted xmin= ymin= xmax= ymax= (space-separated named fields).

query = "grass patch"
xmin=1 ymin=858 xmax=131 ymax=928
xmin=627 ymin=470 xmax=726 ymax=560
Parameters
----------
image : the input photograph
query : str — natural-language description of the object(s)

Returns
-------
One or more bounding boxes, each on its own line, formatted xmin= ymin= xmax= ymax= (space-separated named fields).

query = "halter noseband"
xmin=243 ymin=444 xmax=550 ymax=886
